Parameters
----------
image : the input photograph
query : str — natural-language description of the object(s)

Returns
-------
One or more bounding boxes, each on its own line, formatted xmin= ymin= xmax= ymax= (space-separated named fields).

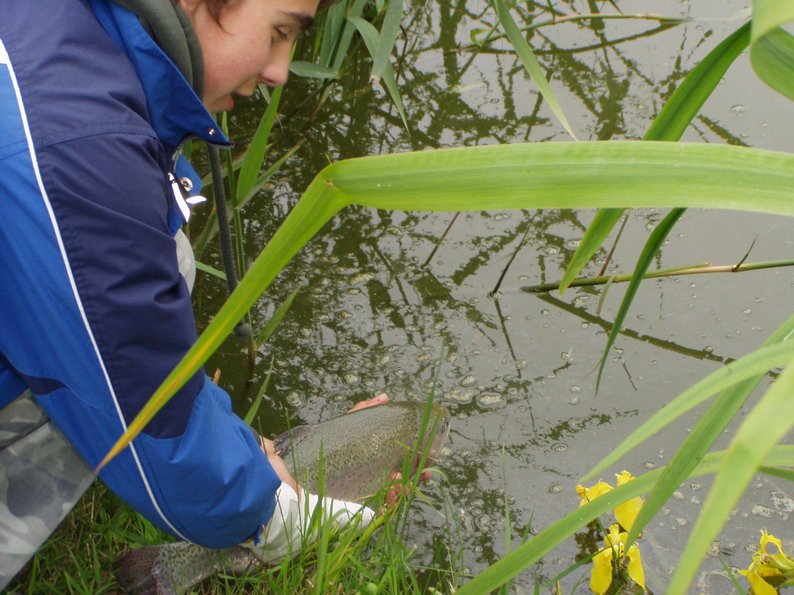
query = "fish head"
xmin=414 ymin=404 xmax=450 ymax=469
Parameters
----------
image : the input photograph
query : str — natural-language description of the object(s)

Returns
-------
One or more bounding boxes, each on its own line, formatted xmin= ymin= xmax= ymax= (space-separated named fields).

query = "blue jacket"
xmin=0 ymin=0 xmax=280 ymax=547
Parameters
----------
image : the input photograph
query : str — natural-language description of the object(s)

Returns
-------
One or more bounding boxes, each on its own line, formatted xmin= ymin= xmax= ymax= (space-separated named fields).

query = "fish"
xmin=113 ymin=401 xmax=450 ymax=594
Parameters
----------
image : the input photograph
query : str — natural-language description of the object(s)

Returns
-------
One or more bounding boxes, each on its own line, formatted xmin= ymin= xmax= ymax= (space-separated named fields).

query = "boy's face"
xmin=178 ymin=0 xmax=319 ymax=113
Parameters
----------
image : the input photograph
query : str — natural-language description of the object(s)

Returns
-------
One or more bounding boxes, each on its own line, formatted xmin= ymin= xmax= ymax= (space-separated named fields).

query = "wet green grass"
xmin=10 ymin=473 xmax=463 ymax=593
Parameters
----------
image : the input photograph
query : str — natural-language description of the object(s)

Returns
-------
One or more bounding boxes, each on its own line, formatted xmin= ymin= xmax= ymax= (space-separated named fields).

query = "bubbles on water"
xmin=751 ymin=505 xmax=774 ymax=518
xmin=730 ymin=104 xmax=746 ymax=114
xmin=459 ymin=375 xmax=477 ymax=387
xmin=543 ymin=245 xmax=560 ymax=255
xmin=477 ymin=393 xmax=503 ymax=407
xmin=444 ymin=387 xmax=475 ymax=403
xmin=541 ymin=308 xmax=549 ymax=316
xmin=339 ymin=310 xmax=352 ymax=320
xmin=548 ymin=484 xmax=564 ymax=494
xmin=565 ymin=239 xmax=581 ymax=249
xmin=285 ymin=391 xmax=305 ymax=407
xmin=343 ymin=372 xmax=360 ymax=386
xmin=572 ymin=295 xmax=590 ymax=308
xmin=493 ymin=212 xmax=511 ymax=221
xmin=643 ymin=461 xmax=656 ymax=469
xmin=551 ymin=442 xmax=568 ymax=453
xmin=770 ymin=491 xmax=794 ymax=513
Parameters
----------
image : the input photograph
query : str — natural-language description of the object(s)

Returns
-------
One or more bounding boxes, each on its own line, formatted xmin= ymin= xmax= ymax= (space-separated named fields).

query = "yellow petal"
xmin=591 ymin=549 xmax=614 ymax=595
xmin=605 ymin=524 xmax=626 ymax=552
xmin=743 ymin=569 xmax=779 ymax=595
xmin=760 ymin=530 xmax=785 ymax=557
xmin=615 ymin=470 xmax=635 ymax=485
xmin=614 ymin=471 xmax=644 ymax=532
xmin=626 ymin=546 xmax=646 ymax=590
xmin=578 ymin=480 xmax=613 ymax=506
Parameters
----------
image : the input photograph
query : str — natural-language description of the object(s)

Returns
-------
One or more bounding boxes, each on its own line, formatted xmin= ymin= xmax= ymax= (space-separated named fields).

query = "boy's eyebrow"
xmin=279 ymin=10 xmax=315 ymax=31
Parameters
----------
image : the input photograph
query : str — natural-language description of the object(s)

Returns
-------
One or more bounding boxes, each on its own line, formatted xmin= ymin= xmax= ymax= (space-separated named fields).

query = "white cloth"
xmin=243 ymin=483 xmax=375 ymax=563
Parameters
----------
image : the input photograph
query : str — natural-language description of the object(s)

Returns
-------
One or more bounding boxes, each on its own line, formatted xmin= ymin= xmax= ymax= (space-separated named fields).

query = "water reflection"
xmin=197 ymin=0 xmax=794 ymax=589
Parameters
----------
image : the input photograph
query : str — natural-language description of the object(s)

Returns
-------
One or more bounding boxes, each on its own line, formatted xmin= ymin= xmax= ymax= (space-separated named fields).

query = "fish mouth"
xmin=414 ymin=408 xmax=450 ymax=469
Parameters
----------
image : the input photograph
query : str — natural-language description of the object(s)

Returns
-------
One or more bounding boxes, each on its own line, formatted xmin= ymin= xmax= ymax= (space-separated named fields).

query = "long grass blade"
xmin=558 ymin=209 xmax=622 ymax=294
xmin=318 ymin=0 xmax=346 ymax=66
xmin=625 ymin=314 xmax=794 ymax=547
xmin=289 ymin=61 xmax=339 ymax=79
xmin=667 ymin=362 xmax=794 ymax=594
xmin=494 ymin=0 xmax=577 ymax=140
xmin=561 ymin=22 xmax=750 ymax=293
xmin=455 ymin=445 xmax=794 ymax=594
xmin=750 ymin=0 xmax=794 ymax=99
xmin=595 ymin=208 xmax=685 ymax=390
xmin=584 ymin=338 xmax=794 ymax=481
xmin=257 ymin=288 xmax=300 ymax=345
xmin=236 ymin=86 xmax=282 ymax=203
xmin=331 ymin=0 xmax=369 ymax=72
xmin=349 ymin=16 xmax=409 ymax=131
xmin=646 ymin=22 xmax=751 ymax=141
xmin=96 ymin=140 xmax=794 ymax=470
xmin=371 ymin=0 xmax=403 ymax=82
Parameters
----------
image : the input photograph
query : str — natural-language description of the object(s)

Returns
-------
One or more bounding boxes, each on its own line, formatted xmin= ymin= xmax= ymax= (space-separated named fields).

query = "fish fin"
xmin=273 ymin=424 xmax=313 ymax=456
xmin=114 ymin=546 xmax=177 ymax=595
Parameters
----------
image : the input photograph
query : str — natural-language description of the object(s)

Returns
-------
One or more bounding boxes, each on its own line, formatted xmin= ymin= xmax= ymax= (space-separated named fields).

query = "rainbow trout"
xmin=113 ymin=402 xmax=449 ymax=594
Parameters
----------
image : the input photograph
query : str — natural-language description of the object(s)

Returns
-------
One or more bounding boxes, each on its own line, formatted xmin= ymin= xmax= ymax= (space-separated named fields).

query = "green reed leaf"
xmin=595 ymin=208 xmax=685 ymax=390
xmin=319 ymin=0 xmax=346 ymax=66
xmin=257 ymin=288 xmax=300 ymax=345
xmin=584 ymin=339 xmax=794 ymax=481
xmin=349 ymin=16 xmax=409 ymax=131
xmin=97 ymin=140 xmax=794 ymax=470
xmin=558 ymin=209 xmax=622 ymax=294
xmin=236 ymin=87 xmax=282 ymax=204
xmin=560 ymin=22 xmax=751 ymax=293
xmin=751 ymin=0 xmax=794 ymax=99
xmin=667 ymin=362 xmax=794 ymax=594
xmin=331 ymin=0 xmax=368 ymax=72
xmin=290 ymin=61 xmax=339 ymax=79
xmin=625 ymin=314 xmax=794 ymax=548
xmin=455 ymin=445 xmax=794 ymax=595
xmin=494 ymin=0 xmax=577 ymax=140
xmin=371 ymin=0 xmax=403 ymax=82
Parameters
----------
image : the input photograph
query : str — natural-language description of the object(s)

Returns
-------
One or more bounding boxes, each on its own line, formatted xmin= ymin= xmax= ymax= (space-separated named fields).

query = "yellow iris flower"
xmin=740 ymin=530 xmax=794 ymax=594
xmin=577 ymin=471 xmax=647 ymax=594
xmin=590 ymin=524 xmax=646 ymax=595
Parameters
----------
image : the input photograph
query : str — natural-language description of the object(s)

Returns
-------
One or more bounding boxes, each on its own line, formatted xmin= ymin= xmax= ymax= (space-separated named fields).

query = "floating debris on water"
xmin=459 ymin=375 xmax=477 ymax=387
xmin=444 ymin=387 xmax=475 ymax=403
xmin=477 ymin=393 xmax=502 ymax=407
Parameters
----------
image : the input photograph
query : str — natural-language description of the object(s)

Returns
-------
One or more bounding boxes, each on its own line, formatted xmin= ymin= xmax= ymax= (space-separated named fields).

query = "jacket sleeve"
xmin=0 ymin=121 xmax=280 ymax=547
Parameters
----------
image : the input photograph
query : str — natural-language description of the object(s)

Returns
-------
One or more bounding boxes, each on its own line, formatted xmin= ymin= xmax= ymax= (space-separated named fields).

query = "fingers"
xmin=382 ymin=468 xmax=433 ymax=506
xmin=259 ymin=436 xmax=276 ymax=456
xmin=266 ymin=451 xmax=299 ymax=493
xmin=347 ymin=392 xmax=390 ymax=413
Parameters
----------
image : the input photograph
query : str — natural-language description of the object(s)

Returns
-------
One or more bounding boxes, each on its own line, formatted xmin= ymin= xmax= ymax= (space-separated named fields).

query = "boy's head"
xmin=176 ymin=0 xmax=326 ymax=112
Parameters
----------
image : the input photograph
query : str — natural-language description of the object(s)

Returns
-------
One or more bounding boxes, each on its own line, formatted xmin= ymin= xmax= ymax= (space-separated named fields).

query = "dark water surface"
xmin=194 ymin=0 xmax=794 ymax=590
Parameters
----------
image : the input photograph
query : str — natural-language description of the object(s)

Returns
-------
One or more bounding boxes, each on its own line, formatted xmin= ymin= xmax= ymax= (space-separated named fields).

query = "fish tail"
xmin=113 ymin=546 xmax=177 ymax=595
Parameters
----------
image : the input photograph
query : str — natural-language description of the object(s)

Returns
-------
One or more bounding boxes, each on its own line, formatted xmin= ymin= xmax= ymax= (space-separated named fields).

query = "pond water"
xmin=194 ymin=0 xmax=794 ymax=591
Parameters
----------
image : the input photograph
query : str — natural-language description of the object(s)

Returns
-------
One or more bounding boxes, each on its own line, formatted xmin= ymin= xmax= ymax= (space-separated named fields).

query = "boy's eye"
xmin=275 ymin=27 xmax=290 ymax=41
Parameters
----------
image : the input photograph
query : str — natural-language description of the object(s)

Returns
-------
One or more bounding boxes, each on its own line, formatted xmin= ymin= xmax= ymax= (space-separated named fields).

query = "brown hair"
xmin=203 ymin=0 xmax=339 ymax=22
